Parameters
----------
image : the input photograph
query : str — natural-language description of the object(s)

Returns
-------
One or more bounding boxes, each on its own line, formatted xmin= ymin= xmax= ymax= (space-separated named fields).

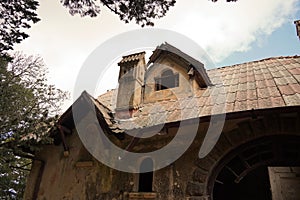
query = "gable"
xmin=144 ymin=55 xmax=194 ymax=103
xmin=149 ymin=42 xmax=211 ymax=88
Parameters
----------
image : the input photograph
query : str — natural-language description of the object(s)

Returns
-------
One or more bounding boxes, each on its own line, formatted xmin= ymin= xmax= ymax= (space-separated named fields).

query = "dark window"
xmin=155 ymin=69 xmax=179 ymax=91
xmin=138 ymin=158 xmax=153 ymax=192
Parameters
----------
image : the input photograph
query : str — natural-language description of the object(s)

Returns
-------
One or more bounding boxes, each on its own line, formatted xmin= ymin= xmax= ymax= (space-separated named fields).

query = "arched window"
xmin=138 ymin=158 xmax=153 ymax=192
xmin=155 ymin=69 xmax=179 ymax=91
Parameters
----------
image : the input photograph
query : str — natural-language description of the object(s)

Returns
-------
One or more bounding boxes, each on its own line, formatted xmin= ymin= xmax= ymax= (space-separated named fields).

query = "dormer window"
xmin=155 ymin=69 xmax=179 ymax=91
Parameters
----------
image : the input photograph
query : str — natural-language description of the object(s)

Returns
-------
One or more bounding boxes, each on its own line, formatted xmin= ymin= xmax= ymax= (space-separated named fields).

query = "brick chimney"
xmin=115 ymin=52 xmax=146 ymax=119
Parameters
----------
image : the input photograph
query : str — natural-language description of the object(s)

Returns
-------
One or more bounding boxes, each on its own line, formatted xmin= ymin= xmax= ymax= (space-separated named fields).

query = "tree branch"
xmin=100 ymin=1 xmax=121 ymax=16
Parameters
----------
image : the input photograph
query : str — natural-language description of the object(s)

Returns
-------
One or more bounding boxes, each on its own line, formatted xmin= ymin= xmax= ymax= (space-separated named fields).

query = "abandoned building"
xmin=24 ymin=43 xmax=300 ymax=200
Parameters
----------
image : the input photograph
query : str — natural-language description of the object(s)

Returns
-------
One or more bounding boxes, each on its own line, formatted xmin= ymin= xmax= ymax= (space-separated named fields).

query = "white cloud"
xmin=155 ymin=0 xmax=298 ymax=62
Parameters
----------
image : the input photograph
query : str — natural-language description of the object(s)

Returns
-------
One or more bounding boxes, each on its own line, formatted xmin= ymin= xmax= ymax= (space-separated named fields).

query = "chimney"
xmin=295 ymin=20 xmax=300 ymax=40
xmin=115 ymin=52 xmax=146 ymax=119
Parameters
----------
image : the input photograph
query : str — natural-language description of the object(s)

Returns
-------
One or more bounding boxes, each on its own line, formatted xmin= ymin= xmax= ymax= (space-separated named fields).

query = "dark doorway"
xmin=211 ymin=135 xmax=300 ymax=200
xmin=138 ymin=158 xmax=153 ymax=192
xmin=214 ymin=165 xmax=271 ymax=200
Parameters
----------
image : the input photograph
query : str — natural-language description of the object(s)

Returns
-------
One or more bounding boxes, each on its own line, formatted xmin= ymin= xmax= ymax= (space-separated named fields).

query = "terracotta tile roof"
xmin=98 ymin=56 xmax=300 ymax=130
xmin=118 ymin=52 xmax=146 ymax=64
xmin=97 ymin=89 xmax=116 ymax=111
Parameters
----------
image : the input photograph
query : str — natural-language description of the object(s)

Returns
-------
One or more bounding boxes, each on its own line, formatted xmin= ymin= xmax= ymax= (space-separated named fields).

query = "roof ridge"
xmin=98 ymin=89 xmax=116 ymax=98
xmin=209 ymin=55 xmax=300 ymax=71
xmin=121 ymin=51 xmax=145 ymax=58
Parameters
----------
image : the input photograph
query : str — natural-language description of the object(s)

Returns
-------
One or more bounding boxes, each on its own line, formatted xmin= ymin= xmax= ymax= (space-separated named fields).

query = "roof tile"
xmin=247 ymin=82 xmax=256 ymax=90
xmin=247 ymin=75 xmax=255 ymax=82
xmin=247 ymin=99 xmax=259 ymax=110
xmin=269 ymin=87 xmax=281 ymax=97
xmin=270 ymin=97 xmax=285 ymax=107
xmin=246 ymin=70 xmax=254 ymax=76
xmin=211 ymin=103 xmax=226 ymax=115
xmin=227 ymin=84 xmax=238 ymax=93
xmin=254 ymin=74 xmax=265 ymax=81
xmin=199 ymin=105 xmax=212 ymax=116
xmin=274 ymin=77 xmax=298 ymax=86
xmin=225 ymin=103 xmax=235 ymax=113
xmin=254 ymin=69 xmax=263 ymax=75
xmin=234 ymin=101 xmax=248 ymax=111
xmin=257 ymin=88 xmax=269 ymax=99
xmin=261 ymin=68 xmax=270 ymax=74
xmin=262 ymin=73 xmax=272 ymax=79
xmin=236 ymin=90 xmax=247 ymax=101
xmin=258 ymin=98 xmax=273 ymax=108
xmin=288 ymin=68 xmax=300 ymax=75
xmin=247 ymin=89 xmax=257 ymax=100
xmin=239 ymin=76 xmax=248 ymax=84
xmin=202 ymin=89 xmax=211 ymax=97
xmin=278 ymin=84 xmax=300 ymax=95
xmin=167 ymin=110 xmax=182 ymax=122
xmin=256 ymin=79 xmax=276 ymax=88
xmin=231 ymin=78 xmax=239 ymax=85
xmin=239 ymin=72 xmax=247 ymax=78
xmin=197 ymin=96 xmax=208 ymax=107
xmin=238 ymin=83 xmax=248 ymax=91
xmin=271 ymin=71 xmax=284 ymax=78
xmin=294 ymin=75 xmax=300 ymax=83
xmin=205 ymin=96 xmax=215 ymax=106
xmin=285 ymin=62 xmax=300 ymax=70
xmin=226 ymin=92 xmax=236 ymax=103
xmin=283 ymin=93 xmax=300 ymax=106
xmin=290 ymin=83 xmax=300 ymax=93
xmin=210 ymin=87 xmax=225 ymax=96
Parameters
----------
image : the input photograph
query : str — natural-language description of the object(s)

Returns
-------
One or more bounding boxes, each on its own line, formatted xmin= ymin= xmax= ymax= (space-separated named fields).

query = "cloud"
xmin=156 ymin=0 xmax=298 ymax=63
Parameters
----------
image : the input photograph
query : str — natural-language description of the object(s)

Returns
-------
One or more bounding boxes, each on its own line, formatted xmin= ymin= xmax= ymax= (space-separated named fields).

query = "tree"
xmin=0 ymin=0 xmax=40 ymax=54
xmin=0 ymin=53 xmax=67 ymax=198
xmin=0 ymin=0 xmax=177 ymax=54
xmin=60 ymin=0 xmax=236 ymax=26
xmin=0 ymin=151 xmax=31 ymax=199
xmin=61 ymin=0 xmax=176 ymax=26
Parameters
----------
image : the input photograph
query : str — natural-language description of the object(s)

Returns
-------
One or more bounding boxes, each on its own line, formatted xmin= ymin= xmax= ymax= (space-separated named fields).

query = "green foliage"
xmin=0 ymin=53 xmax=67 ymax=198
xmin=0 ymin=152 xmax=31 ymax=199
xmin=61 ymin=0 xmax=176 ymax=27
xmin=0 ymin=0 xmax=40 ymax=55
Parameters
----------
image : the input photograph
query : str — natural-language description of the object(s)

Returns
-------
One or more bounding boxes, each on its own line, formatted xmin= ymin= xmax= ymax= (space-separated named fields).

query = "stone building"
xmin=24 ymin=43 xmax=300 ymax=200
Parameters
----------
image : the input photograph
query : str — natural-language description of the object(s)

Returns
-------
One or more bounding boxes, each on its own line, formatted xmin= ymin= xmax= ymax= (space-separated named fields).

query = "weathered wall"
xmin=24 ymin=110 xmax=300 ymax=200
xmin=24 ymin=130 xmax=135 ymax=200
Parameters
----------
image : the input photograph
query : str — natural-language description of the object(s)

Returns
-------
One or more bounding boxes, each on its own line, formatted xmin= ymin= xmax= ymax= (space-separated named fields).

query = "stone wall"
xmin=24 ymin=110 xmax=300 ymax=200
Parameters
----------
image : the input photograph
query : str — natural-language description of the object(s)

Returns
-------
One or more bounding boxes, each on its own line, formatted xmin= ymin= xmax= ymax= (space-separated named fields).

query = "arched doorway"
xmin=209 ymin=135 xmax=300 ymax=200
xmin=138 ymin=158 xmax=154 ymax=192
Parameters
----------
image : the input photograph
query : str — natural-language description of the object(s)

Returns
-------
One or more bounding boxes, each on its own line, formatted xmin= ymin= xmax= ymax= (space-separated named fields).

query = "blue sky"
xmin=220 ymin=18 xmax=300 ymax=67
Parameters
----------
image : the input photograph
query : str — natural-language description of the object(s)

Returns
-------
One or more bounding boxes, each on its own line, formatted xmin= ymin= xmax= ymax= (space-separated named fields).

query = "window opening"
xmin=155 ymin=69 xmax=179 ymax=91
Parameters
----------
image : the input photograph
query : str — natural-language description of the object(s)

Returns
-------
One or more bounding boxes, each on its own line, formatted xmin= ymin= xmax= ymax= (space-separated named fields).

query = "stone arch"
xmin=186 ymin=112 xmax=300 ymax=199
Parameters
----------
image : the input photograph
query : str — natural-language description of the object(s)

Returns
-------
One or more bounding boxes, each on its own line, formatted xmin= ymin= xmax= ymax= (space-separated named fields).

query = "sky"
xmin=14 ymin=0 xmax=300 ymax=110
